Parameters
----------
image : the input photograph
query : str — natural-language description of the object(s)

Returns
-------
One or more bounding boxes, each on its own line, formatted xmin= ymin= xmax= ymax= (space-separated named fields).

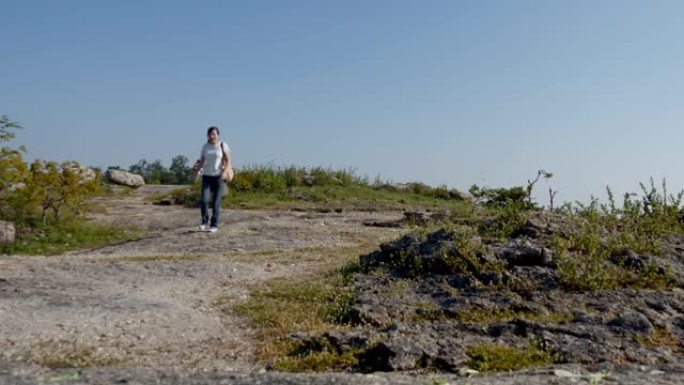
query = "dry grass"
xmin=222 ymin=246 xmax=369 ymax=371
xmin=456 ymin=307 xmax=573 ymax=324
xmin=638 ymin=327 xmax=683 ymax=352
xmin=27 ymin=339 xmax=124 ymax=369
xmin=111 ymin=254 xmax=208 ymax=263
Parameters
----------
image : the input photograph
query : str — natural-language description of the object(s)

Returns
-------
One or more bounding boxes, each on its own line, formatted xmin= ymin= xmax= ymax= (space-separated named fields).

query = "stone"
xmin=498 ymin=240 xmax=554 ymax=267
xmin=0 ymin=221 xmax=15 ymax=245
xmin=448 ymin=189 xmax=473 ymax=201
xmin=515 ymin=213 xmax=563 ymax=239
xmin=608 ymin=312 xmax=655 ymax=335
xmin=6 ymin=183 xmax=26 ymax=192
xmin=349 ymin=303 xmax=391 ymax=326
xmin=106 ymin=169 xmax=145 ymax=187
xmin=403 ymin=211 xmax=429 ymax=226
xmin=609 ymin=249 xmax=646 ymax=270
xmin=63 ymin=164 xmax=98 ymax=184
xmin=302 ymin=174 xmax=316 ymax=186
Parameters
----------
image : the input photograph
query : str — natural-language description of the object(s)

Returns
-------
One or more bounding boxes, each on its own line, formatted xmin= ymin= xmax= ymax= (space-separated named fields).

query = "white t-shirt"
xmin=201 ymin=141 xmax=230 ymax=176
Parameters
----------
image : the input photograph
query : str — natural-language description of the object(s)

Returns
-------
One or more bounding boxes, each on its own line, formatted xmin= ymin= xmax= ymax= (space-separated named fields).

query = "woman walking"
xmin=193 ymin=126 xmax=231 ymax=232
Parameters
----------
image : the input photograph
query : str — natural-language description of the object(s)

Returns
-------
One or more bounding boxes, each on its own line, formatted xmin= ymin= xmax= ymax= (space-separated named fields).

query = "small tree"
xmin=169 ymin=155 xmax=191 ymax=184
xmin=526 ymin=170 xmax=553 ymax=206
xmin=0 ymin=115 xmax=27 ymax=188
xmin=0 ymin=116 xmax=29 ymax=222
xmin=129 ymin=159 xmax=148 ymax=177
xmin=28 ymin=160 xmax=99 ymax=225
xmin=129 ymin=156 xmax=194 ymax=185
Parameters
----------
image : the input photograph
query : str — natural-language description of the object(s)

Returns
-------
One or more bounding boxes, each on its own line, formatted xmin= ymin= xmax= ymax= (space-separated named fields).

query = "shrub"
xmin=469 ymin=185 xmax=530 ymax=208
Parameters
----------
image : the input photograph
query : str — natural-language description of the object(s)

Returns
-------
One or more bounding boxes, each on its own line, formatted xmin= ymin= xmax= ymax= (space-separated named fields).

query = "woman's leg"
xmin=199 ymin=176 xmax=211 ymax=226
xmin=210 ymin=177 xmax=222 ymax=228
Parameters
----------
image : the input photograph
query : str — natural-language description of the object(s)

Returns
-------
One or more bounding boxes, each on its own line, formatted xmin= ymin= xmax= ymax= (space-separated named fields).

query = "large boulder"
xmin=106 ymin=169 xmax=145 ymax=187
xmin=0 ymin=221 xmax=15 ymax=245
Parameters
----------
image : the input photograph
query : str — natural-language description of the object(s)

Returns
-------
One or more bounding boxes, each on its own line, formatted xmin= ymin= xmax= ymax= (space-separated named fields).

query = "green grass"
xmin=152 ymin=164 xmax=474 ymax=212
xmin=227 ymin=185 xmax=471 ymax=211
xmin=162 ymin=184 xmax=474 ymax=212
xmin=6 ymin=220 xmax=141 ymax=255
xmin=466 ymin=341 xmax=560 ymax=372
xmin=455 ymin=307 xmax=572 ymax=324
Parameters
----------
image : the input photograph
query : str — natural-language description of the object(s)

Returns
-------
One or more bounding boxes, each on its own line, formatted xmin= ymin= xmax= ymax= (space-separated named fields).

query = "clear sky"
xmin=2 ymin=0 xmax=683 ymax=204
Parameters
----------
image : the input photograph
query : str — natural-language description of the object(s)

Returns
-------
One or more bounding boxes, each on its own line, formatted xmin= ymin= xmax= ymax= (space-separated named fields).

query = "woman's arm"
xmin=220 ymin=143 xmax=231 ymax=180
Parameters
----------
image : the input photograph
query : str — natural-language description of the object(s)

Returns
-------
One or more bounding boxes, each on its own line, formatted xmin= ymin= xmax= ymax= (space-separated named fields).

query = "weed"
xmin=552 ymin=217 xmax=676 ymax=291
xmin=549 ymin=179 xmax=682 ymax=291
xmin=478 ymin=202 xmax=531 ymax=240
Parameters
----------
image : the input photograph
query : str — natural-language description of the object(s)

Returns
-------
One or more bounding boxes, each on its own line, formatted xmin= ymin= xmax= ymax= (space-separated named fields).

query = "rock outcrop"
xmin=293 ymin=213 xmax=684 ymax=373
xmin=106 ymin=169 xmax=145 ymax=187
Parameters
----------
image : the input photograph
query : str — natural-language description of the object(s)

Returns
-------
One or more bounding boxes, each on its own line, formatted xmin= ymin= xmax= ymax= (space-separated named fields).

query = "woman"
xmin=193 ymin=126 xmax=231 ymax=232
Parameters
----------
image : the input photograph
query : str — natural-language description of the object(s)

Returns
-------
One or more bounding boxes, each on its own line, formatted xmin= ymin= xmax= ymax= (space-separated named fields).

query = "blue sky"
xmin=2 ymin=0 xmax=683 ymax=204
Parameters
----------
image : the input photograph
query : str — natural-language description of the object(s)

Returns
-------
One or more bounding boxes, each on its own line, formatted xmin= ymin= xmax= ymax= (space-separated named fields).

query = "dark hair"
xmin=207 ymin=126 xmax=220 ymax=135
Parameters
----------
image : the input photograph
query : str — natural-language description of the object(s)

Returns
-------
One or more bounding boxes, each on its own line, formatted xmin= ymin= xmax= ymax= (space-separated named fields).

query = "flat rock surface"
xmin=0 ymin=186 xmax=402 ymax=374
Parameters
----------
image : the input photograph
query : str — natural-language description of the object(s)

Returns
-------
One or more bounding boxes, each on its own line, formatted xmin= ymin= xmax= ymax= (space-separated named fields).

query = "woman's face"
xmin=207 ymin=130 xmax=219 ymax=143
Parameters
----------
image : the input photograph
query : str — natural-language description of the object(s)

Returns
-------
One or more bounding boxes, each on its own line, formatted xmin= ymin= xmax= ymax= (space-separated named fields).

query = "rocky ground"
xmin=291 ymin=213 xmax=684 ymax=382
xmin=1 ymin=185 xmax=683 ymax=384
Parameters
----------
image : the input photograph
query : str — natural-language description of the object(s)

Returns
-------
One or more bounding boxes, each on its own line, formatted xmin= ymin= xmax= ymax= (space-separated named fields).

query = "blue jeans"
xmin=200 ymin=175 xmax=225 ymax=227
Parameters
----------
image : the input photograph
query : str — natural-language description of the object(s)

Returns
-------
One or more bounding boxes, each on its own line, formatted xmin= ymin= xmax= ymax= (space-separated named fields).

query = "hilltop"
xmin=1 ymin=177 xmax=684 ymax=384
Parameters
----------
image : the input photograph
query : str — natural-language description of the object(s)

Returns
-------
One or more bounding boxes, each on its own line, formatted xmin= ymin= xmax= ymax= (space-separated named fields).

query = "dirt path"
xmin=0 ymin=185 xmax=404 ymax=372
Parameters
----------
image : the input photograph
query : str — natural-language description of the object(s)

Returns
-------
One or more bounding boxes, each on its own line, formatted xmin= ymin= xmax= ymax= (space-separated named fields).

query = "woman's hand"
xmin=192 ymin=159 xmax=203 ymax=172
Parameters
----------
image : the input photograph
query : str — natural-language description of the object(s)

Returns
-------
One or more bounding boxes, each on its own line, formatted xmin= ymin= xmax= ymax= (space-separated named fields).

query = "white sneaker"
xmin=199 ymin=224 xmax=207 ymax=231
xmin=209 ymin=227 xmax=218 ymax=233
